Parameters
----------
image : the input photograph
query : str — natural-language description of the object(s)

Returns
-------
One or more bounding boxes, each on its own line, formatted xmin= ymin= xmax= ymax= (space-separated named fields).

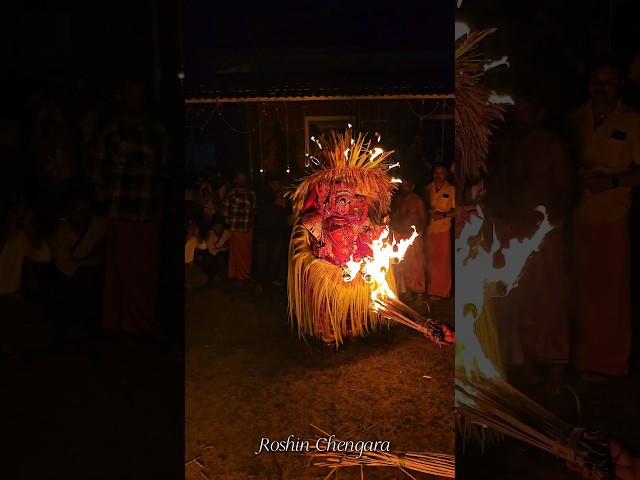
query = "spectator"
xmin=203 ymin=216 xmax=230 ymax=279
xmin=424 ymin=164 xmax=455 ymax=300
xmin=185 ymin=222 xmax=206 ymax=264
xmin=390 ymin=176 xmax=427 ymax=309
xmin=196 ymin=176 xmax=219 ymax=231
xmin=483 ymin=92 xmax=573 ymax=386
xmin=0 ymin=196 xmax=52 ymax=296
xmin=90 ymin=78 xmax=168 ymax=335
xmin=48 ymin=185 xmax=107 ymax=331
xmin=253 ymin=174 xmax=288 ymax=292
xmin=222 ymin=171 xmax=256 ymax=283
xmin=565 ymin=56 xmax=640 ymax=381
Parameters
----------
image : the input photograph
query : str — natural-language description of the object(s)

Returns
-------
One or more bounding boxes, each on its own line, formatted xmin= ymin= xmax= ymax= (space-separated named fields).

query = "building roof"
xmin=185 ymin=49 xmax=453 ymax=102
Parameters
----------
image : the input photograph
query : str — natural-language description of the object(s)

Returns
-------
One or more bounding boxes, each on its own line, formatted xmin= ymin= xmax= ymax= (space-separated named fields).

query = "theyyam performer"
xmin=286 ymin=129 xmax=400 ymax=349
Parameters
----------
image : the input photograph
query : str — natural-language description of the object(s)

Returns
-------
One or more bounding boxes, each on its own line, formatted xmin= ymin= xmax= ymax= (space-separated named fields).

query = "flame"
xmin=455 ymin=206 xmax=553 ymax=382
xmin=487 ymin=92 xmax=514 ymax=105
xmin=341 ymin=226 xmax=418 ymax=305
xmin=483 ymin=56 xmax=510 ymax=71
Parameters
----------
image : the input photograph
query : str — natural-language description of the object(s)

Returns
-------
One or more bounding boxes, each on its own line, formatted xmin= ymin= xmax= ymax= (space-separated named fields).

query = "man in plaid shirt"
xmin=90 ymin=79 xmax=168 ymax=334
xmin=222 ymin=171 xmax=256 ymax=281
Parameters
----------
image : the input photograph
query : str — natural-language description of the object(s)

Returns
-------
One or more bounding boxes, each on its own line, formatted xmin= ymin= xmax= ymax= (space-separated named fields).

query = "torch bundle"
xmin=456 ymin=372 xmax=615 ymax=479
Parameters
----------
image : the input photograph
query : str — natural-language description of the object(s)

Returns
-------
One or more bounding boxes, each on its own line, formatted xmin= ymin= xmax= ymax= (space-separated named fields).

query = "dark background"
xmin=1 ymin=1 xmax=185 ymax=479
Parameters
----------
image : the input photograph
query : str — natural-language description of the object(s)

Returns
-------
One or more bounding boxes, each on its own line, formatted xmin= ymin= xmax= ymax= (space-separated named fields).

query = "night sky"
xmin=185 ymin=1 xmax=454 ymax=56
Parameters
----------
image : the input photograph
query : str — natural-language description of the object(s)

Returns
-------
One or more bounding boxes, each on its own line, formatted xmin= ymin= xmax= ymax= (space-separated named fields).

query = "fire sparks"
xmin=483 ymin=55 xmax=510 ymax=71
xmin=487 ymin=92 xmax=514 ymax=105
xmin=369 ymin=147 xmax=384 ymax=162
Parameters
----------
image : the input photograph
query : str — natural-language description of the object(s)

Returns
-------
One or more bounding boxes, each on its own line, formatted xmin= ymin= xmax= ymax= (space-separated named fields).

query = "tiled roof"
xmin=185 ymin=50 xmax=452 ymax=102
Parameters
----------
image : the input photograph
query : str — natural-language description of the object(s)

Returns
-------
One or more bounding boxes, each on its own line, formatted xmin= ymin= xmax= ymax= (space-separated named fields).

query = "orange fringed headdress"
xmin=287 ymin=129 xmax=397 ymax=223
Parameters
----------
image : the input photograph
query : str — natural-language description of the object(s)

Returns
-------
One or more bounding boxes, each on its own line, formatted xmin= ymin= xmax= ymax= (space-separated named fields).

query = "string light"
xmin=285 ymin=101 xmax=291 ymax=175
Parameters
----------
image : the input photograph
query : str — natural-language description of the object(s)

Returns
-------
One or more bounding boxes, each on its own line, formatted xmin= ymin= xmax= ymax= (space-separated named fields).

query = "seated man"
xmin=0 ymin=195 xmax=52 ymax=296
xmin=48 ymin=187 xmax=107 ymax=330
xmin=185 ymin=222 xmax=206 ymax=264
xmin=203 ymin=217 xmax=230 ymax=278
xmin=0 ymin=195 xmax=54 ymax=354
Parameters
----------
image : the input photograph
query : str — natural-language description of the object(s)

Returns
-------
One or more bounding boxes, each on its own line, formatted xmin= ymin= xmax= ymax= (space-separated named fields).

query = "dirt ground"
xmin=1 ymin=301 xmax=184 ymax=480
xmin=185 ymin=273 xmax=455 ymax=480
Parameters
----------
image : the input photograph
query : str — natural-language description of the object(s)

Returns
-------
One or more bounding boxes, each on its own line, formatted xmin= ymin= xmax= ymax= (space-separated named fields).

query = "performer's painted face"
xmin=328 ymin=178 xmax=356 ymax=218
xmin=348 ymin=194 xmax=368 ymax=222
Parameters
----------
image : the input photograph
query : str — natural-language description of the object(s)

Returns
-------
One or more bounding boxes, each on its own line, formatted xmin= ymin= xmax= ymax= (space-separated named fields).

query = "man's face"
xmin=212 ymin=223 xmax=224 ymax=236
xmin=236 ymin=174 xmax=248 ymax=187
xmin=590 ymin=66 xmax=623 ymax=103
xmin=269 ymin=180 xmax=282 ymax=192
xmin=434 ymin=167 xmax=447 ymax=183
xmin=400 ymin=181 xmax=413 ymax=195
xmin=67 ymin=201 xmax=92 ymax=230
xmin=122 ymin=83 xmax=146 ymax=114
xmin=511 ymin=98 xmax=542 ymax=131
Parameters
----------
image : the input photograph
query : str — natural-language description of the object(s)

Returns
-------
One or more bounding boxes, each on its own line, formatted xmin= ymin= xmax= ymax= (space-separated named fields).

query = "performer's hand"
xmin=441 ymin=323 xmax=455 ymax=343
xmin=585 ymin=172 xmax=616 ymax=194
xmin=566 ymin=433 xmax=640 ymax=480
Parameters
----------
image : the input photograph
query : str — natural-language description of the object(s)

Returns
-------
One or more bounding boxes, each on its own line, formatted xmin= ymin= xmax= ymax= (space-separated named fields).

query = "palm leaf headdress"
xmin=456 ymin=27 xmax=506 ymax=189
xmin=288 ymin=129 xmax=397 ymax=222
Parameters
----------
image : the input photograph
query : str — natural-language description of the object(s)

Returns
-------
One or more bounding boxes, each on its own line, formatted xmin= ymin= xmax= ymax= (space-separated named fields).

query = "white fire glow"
xmin=455 ymin=22 xmax=470 ymax=41
xmin=455 ymin=205 xmax=553 ymax=381
xmin=369 ymin=147 xmax=384 ymax=162
xmin=487 ymin=92 xmax=514 ymax=105
xmin=483 ymin=56 xmax=510 ymax=71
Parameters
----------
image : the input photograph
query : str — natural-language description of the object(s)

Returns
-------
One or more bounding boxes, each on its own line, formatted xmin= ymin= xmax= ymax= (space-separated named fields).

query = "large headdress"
xmin=288 ymin=129 xmax=397 ymax=223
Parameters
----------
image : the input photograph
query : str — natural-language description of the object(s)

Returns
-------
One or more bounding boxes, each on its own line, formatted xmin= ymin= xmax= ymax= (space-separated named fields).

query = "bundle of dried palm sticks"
xmin=374 ymin=296 xmax=451 ymax=346
xmin=306 ymin=427 xmax=455 ymax=479
xmin=456 ymin=371 xmax=616 ymax=479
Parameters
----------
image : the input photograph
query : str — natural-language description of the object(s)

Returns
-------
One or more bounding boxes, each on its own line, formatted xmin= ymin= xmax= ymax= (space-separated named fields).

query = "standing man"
xmin=568 ymin=56 xmax=640 ymax=380
xmin=222 ymin=171 xmax=256 ymax=283
xmin=253 ymin=174 xmax=288 ymax=292
xmin=424 ymin=164 xmax=455 ymax=300
xmin=483 ymin=93 xmax=573 ymax=385
xmin=391 ymin=176 xmax=427 ymax=308
xmin=90 ymin=78 xmax=168 ymax=335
